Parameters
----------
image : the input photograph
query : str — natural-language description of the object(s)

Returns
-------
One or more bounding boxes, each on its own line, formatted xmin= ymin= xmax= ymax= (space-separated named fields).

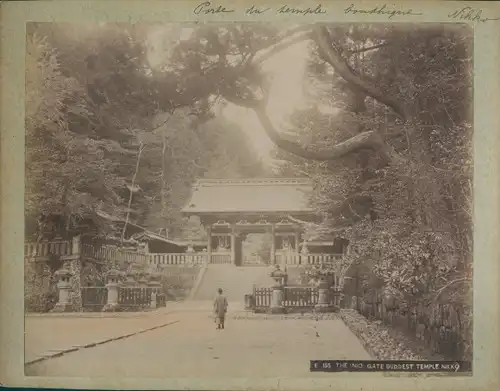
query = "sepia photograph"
xmin=22 ymin=18 xmax=474 ymax=379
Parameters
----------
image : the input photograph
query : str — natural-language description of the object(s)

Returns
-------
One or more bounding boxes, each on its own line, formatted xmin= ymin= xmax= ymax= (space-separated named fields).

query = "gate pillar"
xmin=270 ymin=223 xmax=276 ymax=265
xmin=230 ymin=223 xmax=236 ymax=265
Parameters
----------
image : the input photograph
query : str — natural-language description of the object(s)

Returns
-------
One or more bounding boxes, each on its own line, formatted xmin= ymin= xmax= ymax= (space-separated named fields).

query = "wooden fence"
xmin=119 ymin=287 xmax=154 ymax=308
xmin=81 ymin=286 xmax=166 ymax=311
xmin=253 ymin=287 xmax=273 ymax=309
xmin=283 ymin=286 xmax=319 ymax=308
xmin=253 ymin=286 xmax=320 ymax=311
xmin=81 ymin=286 xmax=108 ymax=311
xmin=346 ymin=294 xmax=472 ymax=360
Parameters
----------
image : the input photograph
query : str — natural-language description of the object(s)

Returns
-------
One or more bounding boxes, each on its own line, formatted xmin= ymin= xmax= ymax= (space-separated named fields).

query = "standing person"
xmin=213 ymin=288 xmax=228 ymax=330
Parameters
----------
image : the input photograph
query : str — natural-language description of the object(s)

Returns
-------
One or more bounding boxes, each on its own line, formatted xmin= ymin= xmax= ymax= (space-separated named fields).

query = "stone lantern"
xmin=51 ymin=264 xmax=73 ymax=312
xmin=269 ymin=265 xmax=287 ymax=314
xmin=123 ymin=269 xmax=137 ymax=286
xmin=117 ymin=270 xmax=126 ymax=284
xmin=138 ymin=273 xmax=149 ymax=287
xmin=103 ymin=268 xmax=120 ymax=312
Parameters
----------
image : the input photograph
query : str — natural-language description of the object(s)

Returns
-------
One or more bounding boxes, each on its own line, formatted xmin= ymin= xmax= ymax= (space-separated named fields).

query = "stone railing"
xmin=149 ymin=252 xmax=207 ymax=266
xmin=26 ymin=238 xmax=342 ymax=268
xmin=25 ymin=239 xmax=76 ymax=258
xmin=275 ymin=253 xmax=343 ymax=265
xmin=305 ymin=253 xmax=343 ymax=265
xmin=81 ymin=244 xmax=149 ymax=265
xmin=209 ymin=253 xmax=232 ymax=264
xmin=148 ymin=252 xmax=231 ymax=266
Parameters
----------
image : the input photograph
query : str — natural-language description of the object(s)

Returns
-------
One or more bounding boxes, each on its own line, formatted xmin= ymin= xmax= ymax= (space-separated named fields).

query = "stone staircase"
xmin=192 ymin=264 xmax=276 ymax=302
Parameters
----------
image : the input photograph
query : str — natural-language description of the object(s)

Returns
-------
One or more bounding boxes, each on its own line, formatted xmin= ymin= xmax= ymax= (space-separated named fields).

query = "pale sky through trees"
xmin=147 ymin=25 xmax=311 ymax=166
xmin=223 ymin=40 xmax=310 ymax=164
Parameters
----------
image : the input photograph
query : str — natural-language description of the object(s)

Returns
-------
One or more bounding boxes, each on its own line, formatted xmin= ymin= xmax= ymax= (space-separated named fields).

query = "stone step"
xmin=193 ymin=265 xmax=276 ymax=301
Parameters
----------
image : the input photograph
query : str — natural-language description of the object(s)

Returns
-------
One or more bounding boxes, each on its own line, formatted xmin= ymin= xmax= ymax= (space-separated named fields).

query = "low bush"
xmin=340 ymin=309 xmax=444 ymax=360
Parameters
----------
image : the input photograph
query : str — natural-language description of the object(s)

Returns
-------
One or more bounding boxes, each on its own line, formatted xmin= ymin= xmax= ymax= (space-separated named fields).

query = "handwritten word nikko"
xmin=448 ymin=7 xmax=500 ymax=22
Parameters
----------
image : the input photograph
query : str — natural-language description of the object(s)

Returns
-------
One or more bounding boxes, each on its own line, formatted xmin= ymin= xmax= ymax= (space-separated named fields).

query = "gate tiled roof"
xmin=181 ymin=178 xmax=314 ymax=215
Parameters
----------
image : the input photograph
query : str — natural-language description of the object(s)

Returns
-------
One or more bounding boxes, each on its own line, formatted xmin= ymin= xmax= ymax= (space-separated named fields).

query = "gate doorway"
xmin=242 ymin=233 xmax=272 ymax=266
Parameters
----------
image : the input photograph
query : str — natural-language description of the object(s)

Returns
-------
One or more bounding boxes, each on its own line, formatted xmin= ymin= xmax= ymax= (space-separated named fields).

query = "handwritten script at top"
xmin=245 ymin=5 xmax=270 ymax=15
xmin=276 ymin=4 xmax=326 ymax=16
xmin=193 ymin=2 xmax=235 ymax=15
xmin=193 ymin=2 xmax=326 ymax=16
xmin=190 ymin=2 xmax=500 ymax=21
xmin=344 ymin=4 xmax=422 ymax=18
xmin=448 ymin=7 xmax=500 ymax=22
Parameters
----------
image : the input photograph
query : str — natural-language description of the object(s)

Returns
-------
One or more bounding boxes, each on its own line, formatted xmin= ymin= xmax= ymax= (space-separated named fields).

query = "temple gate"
xmin=181 ymin=178 xmax=343 ymax=266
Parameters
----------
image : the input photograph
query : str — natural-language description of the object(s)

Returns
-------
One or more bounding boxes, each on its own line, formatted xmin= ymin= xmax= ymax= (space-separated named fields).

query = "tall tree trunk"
xmin=161 ymin=134 xmax=168 ymax=236
xmin=121 ymin=143 xmax=145 ymax=244
xmin=156 ymin=109 xmax=176 ymax=238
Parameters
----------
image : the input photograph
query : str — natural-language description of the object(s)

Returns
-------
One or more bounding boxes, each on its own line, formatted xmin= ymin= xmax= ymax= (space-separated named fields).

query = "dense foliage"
xmin=269 ymin=25 xmax=472 ymax=307
xmin=26 ymin=23 xmax=266 ymax=239
xmin=26 ymin=22 xmax=473 ymax=327
xmin=26 ymin=21 xmax=473 ymax=357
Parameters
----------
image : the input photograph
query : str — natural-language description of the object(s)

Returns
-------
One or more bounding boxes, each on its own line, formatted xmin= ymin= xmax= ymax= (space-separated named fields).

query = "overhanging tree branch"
xmin=314 ymin=26 xmax=408 ymax=121
xmin=217 ymin=26 xmax=406 ymax=166
xmin=346 ymin=42 xmax=391 ymax=57
xmin=252 ymin=31 xmax=312 ymax=65
xmin=432 ymin=277 xmax=472 ymax=302
xmin=253 ymin=105 xmax=392 ymax=163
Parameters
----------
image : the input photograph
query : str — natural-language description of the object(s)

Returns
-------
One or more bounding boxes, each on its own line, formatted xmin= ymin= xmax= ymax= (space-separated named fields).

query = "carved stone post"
xmin=148 ymin=272 xmax=162 ymax=309
xmin=271 ymin=286 xmax=284 ymax=313
xmin=71 ymin=235 xmax=81 ymax=255
xmin=331 ymin=284 xmax=342 ymax=311
xmin=51 ymin=265 xmax=73 ymax=312
xmin=186 ymin=243 xmax=195 ymax=265
xmin=103 ymin=268 xmax=120 ymax=312
xmin=315 ymin=276 xmax=335 ymax=313
xmin=206 ymin=224 xmax=212 ymax=265
xmin=300 ymin=241 xmax=309 ymax=266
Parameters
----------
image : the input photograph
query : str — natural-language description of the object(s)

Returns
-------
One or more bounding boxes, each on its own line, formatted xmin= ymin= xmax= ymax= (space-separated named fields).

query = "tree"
xmin=259 ymin=24 xmax=472 ymax=309
xmin=26 ymin=23 xmax=267 ymax=240
xmin=164 ymin=23 xmax=471 ymax=313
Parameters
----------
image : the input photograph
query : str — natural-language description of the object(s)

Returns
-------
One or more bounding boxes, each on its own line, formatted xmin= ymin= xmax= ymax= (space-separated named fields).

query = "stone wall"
xmin=66 ymin=259 xmax=82 ymax=310
xmin=24 ymin=258 xmax=57 ymax=312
